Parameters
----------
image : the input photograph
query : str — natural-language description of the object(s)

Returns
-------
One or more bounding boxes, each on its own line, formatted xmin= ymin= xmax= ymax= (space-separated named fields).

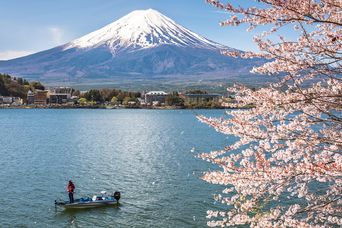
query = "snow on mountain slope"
xmin=65 ymin=9 xmax=227 ymax=54
xmin=0 ymin=9 xmax=264 ymax=85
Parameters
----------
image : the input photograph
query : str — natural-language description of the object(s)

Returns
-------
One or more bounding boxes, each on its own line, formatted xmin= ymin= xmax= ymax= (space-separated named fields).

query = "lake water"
xmin=0 ymin=109 xmax=232 ymax=227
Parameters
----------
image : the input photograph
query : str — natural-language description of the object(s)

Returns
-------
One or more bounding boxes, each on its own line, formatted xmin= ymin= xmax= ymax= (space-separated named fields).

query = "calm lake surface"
xmin=0 ymin=109 xmax=232 ymax=227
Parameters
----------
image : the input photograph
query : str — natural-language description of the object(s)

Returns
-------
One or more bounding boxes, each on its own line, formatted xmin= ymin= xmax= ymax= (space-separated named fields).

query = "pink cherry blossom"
xmin=200 ymin=0 xmax=342 ymax=227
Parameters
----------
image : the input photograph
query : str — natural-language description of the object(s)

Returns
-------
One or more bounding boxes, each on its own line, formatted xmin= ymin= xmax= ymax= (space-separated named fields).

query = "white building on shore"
xmin=144 ymin=91 xmax=168 ymax=105
xmin=0 ymin=96 xmax=23 ymax=106
xmin=48 ymin=87 xmax=72 ymax=104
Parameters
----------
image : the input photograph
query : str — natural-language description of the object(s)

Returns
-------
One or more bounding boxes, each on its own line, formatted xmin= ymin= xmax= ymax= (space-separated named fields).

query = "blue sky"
xmin=0 ymin=0 xmax=275 ymax=60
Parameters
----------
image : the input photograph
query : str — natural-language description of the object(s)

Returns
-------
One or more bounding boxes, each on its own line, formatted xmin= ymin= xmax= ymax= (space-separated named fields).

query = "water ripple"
xmin=0 ymin=109 xmax=231 ymax=227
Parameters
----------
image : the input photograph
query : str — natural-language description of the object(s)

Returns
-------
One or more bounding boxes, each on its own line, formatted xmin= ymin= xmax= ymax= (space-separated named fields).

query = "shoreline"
xmin=0 ymin=105 xmax=228 ymax=110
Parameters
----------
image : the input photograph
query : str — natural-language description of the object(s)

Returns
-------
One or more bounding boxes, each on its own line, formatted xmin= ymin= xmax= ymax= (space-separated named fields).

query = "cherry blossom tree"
xmin=198 ymin=0 xmax=341 ymax=226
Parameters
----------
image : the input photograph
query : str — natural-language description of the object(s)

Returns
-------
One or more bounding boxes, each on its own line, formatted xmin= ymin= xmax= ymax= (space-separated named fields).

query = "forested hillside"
xmin=0 ymin=73 xmax=44 ymax=99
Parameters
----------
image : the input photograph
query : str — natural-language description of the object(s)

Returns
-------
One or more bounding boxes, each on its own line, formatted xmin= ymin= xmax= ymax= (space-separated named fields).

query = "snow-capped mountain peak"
xmin=0 ymin=8 xmax=261 ymax=85
xmin=65 ymin=9 xmax=225 ymax=53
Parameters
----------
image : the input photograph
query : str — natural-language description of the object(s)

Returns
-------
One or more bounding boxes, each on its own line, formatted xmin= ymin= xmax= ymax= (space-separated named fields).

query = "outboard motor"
xmin=113 ymin=191 xmax=121 ymax=202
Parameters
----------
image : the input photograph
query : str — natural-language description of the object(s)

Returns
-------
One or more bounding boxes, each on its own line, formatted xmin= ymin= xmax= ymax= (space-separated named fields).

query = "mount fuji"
xmin=0 ymin=9 xmax=264 ymax=86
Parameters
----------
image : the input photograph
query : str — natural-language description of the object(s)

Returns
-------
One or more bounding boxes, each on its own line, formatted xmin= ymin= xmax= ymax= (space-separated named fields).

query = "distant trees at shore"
xmin=81 ymin=89 xmax=141 ymax=105
xmin=0 ymin=73 xmax=225 ymax=109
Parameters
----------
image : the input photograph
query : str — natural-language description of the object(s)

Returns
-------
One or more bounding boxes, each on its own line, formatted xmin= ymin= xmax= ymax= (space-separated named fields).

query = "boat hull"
xmin=62 ymin=200 xmax=119 ymax=209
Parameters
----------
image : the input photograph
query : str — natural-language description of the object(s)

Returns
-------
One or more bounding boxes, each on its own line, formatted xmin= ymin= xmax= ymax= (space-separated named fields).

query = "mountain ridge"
xmin=0 ymin=9 xmax=265 ymax=86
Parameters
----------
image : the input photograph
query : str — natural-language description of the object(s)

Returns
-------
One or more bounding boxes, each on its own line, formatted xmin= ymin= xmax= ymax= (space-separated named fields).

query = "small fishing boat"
xmin=55 ymin=191 xmax=121 ymax=209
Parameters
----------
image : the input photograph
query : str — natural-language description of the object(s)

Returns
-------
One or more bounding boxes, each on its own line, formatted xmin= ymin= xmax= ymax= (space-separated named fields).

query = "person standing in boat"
xmin=67 ymin=180 xmax=75 ymax=203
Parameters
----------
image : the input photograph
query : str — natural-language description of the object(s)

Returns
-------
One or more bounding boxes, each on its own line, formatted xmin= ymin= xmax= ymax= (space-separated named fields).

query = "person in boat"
xmin=67 ymin=180 xmax=75 ymax=203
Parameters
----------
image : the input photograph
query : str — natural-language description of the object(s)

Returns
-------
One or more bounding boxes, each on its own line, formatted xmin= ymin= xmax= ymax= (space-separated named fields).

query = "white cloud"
xmin=0 ymin=50 xmax=34 ymax=60
xmin=49 ymin=27 xmax=64 ymax=45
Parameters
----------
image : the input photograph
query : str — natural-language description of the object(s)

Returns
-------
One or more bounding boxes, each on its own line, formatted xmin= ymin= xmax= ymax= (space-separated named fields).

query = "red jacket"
xmin=67 ymin=182 xmax=75 ymax=193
